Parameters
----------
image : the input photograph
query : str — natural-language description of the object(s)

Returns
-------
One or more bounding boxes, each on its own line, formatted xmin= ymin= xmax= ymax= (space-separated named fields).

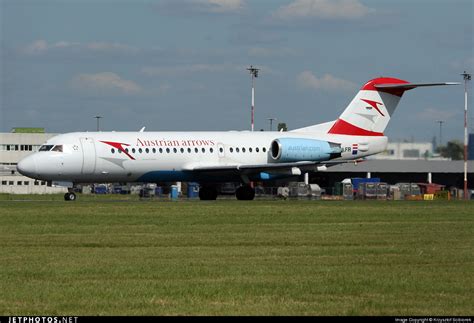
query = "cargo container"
xmin=333 ymin=182 xmax=353 ymax=200
xmin=94 ymin=184 xmax=108 ymax=194
xmin=351 ymin=177 xmax=380 ymax=194
xmin=187 ymin=182 xmax=199 ymax=198
xmin=393 ymin=183 xmax=421 ymax=199
xmin=357 ymin=182 xmax=378 ymax=199
xmin=376 ymin=182 xmax=388 ymax=200
xmin=139 ymin=187 xmax=155 ymax=198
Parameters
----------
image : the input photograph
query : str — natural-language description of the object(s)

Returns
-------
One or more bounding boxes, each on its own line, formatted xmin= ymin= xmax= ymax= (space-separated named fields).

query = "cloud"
xmin=155 ymin=0 xmax=245 ymax=15
xmin=22 ymin=40 xmax=138 ymax=55
xmin=247 ymin=47 xmax=298 ymax=58
xmin=206 ymin=0 xmax=244 ymax=13
xmin=297 ymin=71 xmax=356 ymax=92
xmin=71 ymin=72 xmax=142 ymax=95
xmin=272 ymin=0 xmax=375 ymax=20
xmin=416 ymin=107 xmax=459 ymax=122
xmin=84 ymin=42 xmax=139 ymax=54
xmin=450 ymin=57 xmax=474 ymax=71
xmin=23 ymin=40 xmax=49 ymax=55
xmin=140 ymin=64 xmax=242 ymax=76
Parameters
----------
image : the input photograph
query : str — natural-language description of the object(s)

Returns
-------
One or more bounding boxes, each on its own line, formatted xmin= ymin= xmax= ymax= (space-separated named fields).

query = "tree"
xmin=437 ymin=140 xmax=464 ymax=160
xmin=277 ymin=122 xmax=288 ymax=132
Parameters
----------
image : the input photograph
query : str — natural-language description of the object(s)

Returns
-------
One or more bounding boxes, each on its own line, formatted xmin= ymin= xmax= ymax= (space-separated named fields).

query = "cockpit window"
xmin=39 ymin=145 xmax=54 ymax=151
xmin=51 ymin=145 xmax=63 ymax=152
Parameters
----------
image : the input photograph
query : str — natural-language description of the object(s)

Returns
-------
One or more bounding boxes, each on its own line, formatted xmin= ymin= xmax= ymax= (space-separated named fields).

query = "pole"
xmin=436 ymin=120 xmax=444 ymax=147
xmin=267 ymin=118 xmax=276 ymax=131
xmin=94 ymin=116 xmax=102 ymax=131
xmin=461 ymin=71 xmax=471 ymax=200
xmin=251 ymin=77 xmax=255 ymax=132
xmin=247 ymin=66 xmax=259 ymax=131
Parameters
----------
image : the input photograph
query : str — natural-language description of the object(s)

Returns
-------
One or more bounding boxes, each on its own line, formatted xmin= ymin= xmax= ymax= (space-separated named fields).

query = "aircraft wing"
xmin=186 ymin=159 xmax=365 ymax=173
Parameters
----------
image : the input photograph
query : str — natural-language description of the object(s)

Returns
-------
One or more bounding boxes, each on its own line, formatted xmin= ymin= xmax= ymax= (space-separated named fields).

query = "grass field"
xmin=0 ymin=195 xmax=473 ymax=315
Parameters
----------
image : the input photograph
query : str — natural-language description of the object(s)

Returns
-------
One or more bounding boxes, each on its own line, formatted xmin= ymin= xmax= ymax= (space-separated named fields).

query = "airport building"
xmin=0 ymin=129 xmax=67 ymax=194
xmin=312 ymin=159 xmax=474 ymax=189
xmin=368 ymin=141 xmax=445 ymax=160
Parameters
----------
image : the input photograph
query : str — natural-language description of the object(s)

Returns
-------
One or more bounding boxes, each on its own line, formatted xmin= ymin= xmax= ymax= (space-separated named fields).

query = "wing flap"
xmin=189 ymin=159 xmax=365 ymax=173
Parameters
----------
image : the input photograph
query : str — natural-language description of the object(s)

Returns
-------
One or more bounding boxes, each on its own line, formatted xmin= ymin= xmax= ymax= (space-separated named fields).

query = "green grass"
xmin=0 ymin=197 xmax=473 ymax=315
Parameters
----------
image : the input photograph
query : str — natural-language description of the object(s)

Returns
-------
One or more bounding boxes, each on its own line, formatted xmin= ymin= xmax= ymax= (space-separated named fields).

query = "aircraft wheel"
xmin=64 ymin=192 xmax=76 ymax=201
xmin=199 ymin=187 xmax=217 ymax=200
xmin=236 ymin=185 xmax=255 ymax=200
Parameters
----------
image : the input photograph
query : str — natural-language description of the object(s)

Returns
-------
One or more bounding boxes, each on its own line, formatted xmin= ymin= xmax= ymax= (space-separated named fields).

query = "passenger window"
xmin=180 ymin=148 xmax=184 ymax=153
xmin=111 ymin=148 xmax=115 ymax=154
xmin=242 ymin=148 xmax=246 ymax=153
xmin=236 ymin=148 xmax=240 ymax=153
xmin=159 ymin=148 xmax=163 ymax=153
xmin=138 ymin=148 xmax=143 ymax=153
xmin=256 ymin=147 xmax=259 ymax=152
xmin=173 ymin=148 xmax=177 ymax=153
xmin=210 ymin=148 xmax=213 ymax=153
xmin=187 ymin=148 xmax=191 ymax=153
xmin=219 ymin=147 xmax=223 ymax=153
xmin=146 ymin=148 xmax=149 ymax=153
xmin=263 ymin=147 xmax=267 ymax=152
xmin=249 ymin=148 xmax=252 ymax=152
xmin=166 ymin=148 xmax=170 ymax=153
xmin=202 ymin=148 xmax=205 ymax=153
xmin=195 ymin=148 xmax=198 ymax=153
xmin=125 ymin=148 xmax=129 ymax=153
xmin=152 ymin=148 xmax=156 ymax=153
xmin=132 ymin=148 xmax=136 ymax=153
xmin=230 ymin=147 xmax=233 ymax=153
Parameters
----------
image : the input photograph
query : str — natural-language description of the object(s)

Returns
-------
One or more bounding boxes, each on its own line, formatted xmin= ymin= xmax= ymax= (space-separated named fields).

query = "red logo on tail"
xmin=361 ymin=99 xmax=384 ymax=116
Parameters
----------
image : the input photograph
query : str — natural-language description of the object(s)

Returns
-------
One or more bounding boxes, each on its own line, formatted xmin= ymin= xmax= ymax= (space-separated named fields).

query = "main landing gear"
xmin=235 ymin=185 xmax=255 ymax=200
xmin=199 ymin=186 xmax=218 ymax=200
xmin=198 ymin=185 xmax=255 ymax=200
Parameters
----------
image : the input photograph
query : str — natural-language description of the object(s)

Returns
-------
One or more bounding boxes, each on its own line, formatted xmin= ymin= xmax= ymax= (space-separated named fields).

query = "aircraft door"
xmin=217 ymin=143 xmax=225 ymax=159
xmin=80 ymin=137 xmax=96 ymax=174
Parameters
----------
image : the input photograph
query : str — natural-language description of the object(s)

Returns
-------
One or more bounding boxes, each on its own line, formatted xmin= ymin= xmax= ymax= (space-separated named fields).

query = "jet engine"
xmin=270 ymin=138 xmax=342 ymax=162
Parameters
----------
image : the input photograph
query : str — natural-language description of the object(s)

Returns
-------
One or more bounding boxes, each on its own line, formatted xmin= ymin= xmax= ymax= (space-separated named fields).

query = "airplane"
xmin=16 ymin=77 xmax=457 ymax=201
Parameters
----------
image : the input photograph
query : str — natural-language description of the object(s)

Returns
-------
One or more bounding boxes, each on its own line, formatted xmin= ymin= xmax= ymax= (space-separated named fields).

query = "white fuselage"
xmin=17 ymin=130 xmax=387 ymax=184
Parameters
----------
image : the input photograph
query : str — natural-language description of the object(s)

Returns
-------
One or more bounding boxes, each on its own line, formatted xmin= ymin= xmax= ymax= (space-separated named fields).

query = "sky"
xmin=1 ymin=0 xmax=473 ymax=144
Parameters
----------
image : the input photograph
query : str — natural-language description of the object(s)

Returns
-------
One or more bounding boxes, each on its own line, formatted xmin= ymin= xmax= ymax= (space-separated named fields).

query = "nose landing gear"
xmin=64 ymin=192 xmax=76 ymax=201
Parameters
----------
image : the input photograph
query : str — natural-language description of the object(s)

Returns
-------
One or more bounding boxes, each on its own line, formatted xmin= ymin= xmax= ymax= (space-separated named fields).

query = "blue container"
xmin=351 ymin=178 xmax=380 ymax=193
xmin=187 ymin=182 xmax=199 ymax=198
xmin=155 ymin=186 xmax=163 ymax=197
xmin=170 ymin=185 xmax=178 ymax=200
xmin=94 ymin=185 xmax=107 ymax=194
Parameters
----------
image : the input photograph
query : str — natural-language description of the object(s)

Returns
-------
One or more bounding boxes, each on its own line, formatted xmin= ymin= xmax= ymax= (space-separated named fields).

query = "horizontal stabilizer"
xmin=375 ymin=82 xmax=459 ymax=91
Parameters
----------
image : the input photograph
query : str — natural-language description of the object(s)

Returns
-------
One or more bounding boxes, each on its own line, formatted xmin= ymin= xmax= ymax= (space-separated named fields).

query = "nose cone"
xmin=17 ymin=155 xmax=37 ymax=177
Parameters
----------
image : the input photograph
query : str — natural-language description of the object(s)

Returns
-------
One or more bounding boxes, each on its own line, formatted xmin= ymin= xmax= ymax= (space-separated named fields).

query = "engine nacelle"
xmin=271 ymin=138 xmax=342 ymax=162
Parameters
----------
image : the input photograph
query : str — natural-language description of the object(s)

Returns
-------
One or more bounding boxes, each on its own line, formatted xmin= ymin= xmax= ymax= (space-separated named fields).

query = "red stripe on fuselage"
xmin=100 ymin=141 xmax=135 ymax=160
xmin=328 ymin=119 xmax=384 ymax=136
